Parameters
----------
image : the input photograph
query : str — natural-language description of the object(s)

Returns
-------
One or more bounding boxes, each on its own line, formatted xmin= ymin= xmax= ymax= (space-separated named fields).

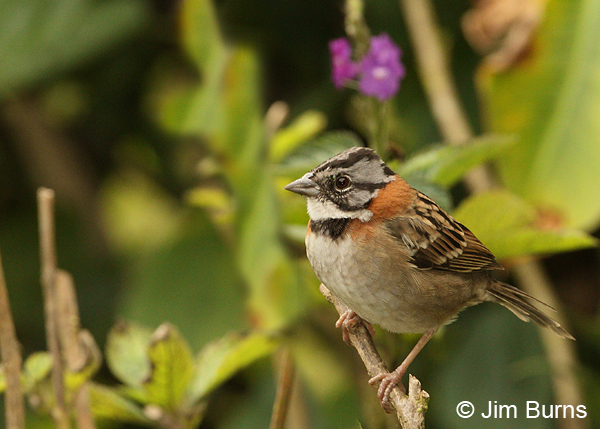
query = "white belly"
xmin=306 ymin=231 xmax=479 ymax=333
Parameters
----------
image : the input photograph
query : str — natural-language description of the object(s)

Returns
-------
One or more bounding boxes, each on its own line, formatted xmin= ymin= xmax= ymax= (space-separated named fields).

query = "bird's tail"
xmin=486 ymin=281 xmax=574 ymax=340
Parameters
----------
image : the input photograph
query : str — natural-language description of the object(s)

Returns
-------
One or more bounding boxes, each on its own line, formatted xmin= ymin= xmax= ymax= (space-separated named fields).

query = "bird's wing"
xmin=384 ymin=191 xmax=502 ymax=272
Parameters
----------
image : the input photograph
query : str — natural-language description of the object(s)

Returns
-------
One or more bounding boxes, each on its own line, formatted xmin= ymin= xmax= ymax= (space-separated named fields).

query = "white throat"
xmin=306 ymin=198 xmax=373 ymax=222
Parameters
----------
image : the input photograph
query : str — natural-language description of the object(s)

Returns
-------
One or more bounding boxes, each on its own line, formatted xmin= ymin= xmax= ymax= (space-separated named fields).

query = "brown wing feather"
xmin=385 ymin=192 xmax=502 ymax=273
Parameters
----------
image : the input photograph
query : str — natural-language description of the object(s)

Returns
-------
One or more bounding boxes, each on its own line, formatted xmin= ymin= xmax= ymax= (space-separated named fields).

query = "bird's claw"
xmin=335 ymin=310 xmax=375 ymax=345
xmin=368 ymin=370 xmax=406 ymax=412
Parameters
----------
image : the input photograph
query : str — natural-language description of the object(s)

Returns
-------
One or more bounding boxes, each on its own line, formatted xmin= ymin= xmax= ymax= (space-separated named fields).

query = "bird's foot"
xmin=335 ymin=310 xmax=375 ymax=345
xmin=369 ymin=368 xmax=407 ymax=413
xmin=367 ymin=330 xmax=436 ymax=411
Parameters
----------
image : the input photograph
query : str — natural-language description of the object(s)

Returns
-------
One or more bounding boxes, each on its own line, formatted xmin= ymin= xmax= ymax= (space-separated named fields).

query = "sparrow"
xmin=284 ymin=146 xmax=573 ymax=411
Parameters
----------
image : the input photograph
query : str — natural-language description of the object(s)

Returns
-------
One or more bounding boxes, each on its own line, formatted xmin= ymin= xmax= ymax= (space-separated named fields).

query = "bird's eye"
xmin=334 ymin=176 xmax=351 ymax=190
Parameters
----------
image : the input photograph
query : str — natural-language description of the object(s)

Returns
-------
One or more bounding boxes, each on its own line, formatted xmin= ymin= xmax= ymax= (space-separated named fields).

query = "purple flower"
xmin=358 ymin=33 xmax=405 ymax=101
xmin=329 ymin=38 xmax=358 ymax=89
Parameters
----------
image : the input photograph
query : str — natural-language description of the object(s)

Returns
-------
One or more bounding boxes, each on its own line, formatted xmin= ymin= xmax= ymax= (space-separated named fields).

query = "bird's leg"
xmin=335 ymin=310 xmax=375 ymax=345
xmin=369 ymin=329 xmax=436 ymax=411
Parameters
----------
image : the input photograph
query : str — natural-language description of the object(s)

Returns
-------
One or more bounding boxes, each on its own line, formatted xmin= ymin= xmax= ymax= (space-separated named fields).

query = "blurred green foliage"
xmin=485 ymin=0 xmax=600 ymax=231
xmin=0 ymin=0 xmax=150 ymax=100
xmin=0 ymin=0 xmax=600 ymax=428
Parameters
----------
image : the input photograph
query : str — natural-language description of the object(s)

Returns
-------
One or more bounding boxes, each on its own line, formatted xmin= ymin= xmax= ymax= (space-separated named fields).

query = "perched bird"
xmin=284 ymin=146 xmax=573 ymax=411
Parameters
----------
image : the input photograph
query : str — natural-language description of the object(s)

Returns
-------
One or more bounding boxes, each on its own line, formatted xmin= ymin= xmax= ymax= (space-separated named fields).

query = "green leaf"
xmin=483 ymin=0 xmax=600 ymax=230
xmin=452 ymin=190 xmax=598 ymax=261
xmin=159 ymin=78 xmax=225 ymax=136
xmin=0 ymin=0 xmax=149 ymax=99
xmin=269 ymin=110 xmax=328 ymax=163
xmin=160 ymin=0 xmax=229 ymax=134
xmin=88 ymin=382 xmax=149 ymax=424
xmin=105 ymin=321 xmax=152 ymax=387
xmin=239 ymin=173 xmax=307 ymax=329
xmin=180 ymin=0 xmax=227 ymax=75
xmin=275 ymin=131 xmax=363 ymax=176
xmin=118 ymin=220 xmax=247 ymax=350
xmin=290 ymin=327 xmax=351 ymax=401
xmin=21 ymin=352 xmax=53 ymax=392
xmin=162 ymin=4 xmax=264 ymax=143
xmin=220 ymin=48 xmax=264 ymax=169
xmin=398 ymin=134 xmax=516 ymax=187
xmin=184 ymin=186 xmax=234 ymax=225
xmin=142 ymin=323 xmax=195 ymax=410
xmin=101 ymin=171 xmax=186 ymax=254
xmin=187 ymin=331 xmax=279 ymax=404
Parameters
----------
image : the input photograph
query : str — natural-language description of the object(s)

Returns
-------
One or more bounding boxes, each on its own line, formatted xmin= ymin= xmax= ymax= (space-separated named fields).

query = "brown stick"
xmin=56 ymin=270 xmax=98 ymax=429
xmin=56 ymin=271 xmax=88 ymax=374
xmin=73 ymin=385 xmax=96 ymax=429
xmin=0 ymin=249 xmax=25 ymax=429
xmin=399 ymin=2 xmax=584 ymax=428
xmin=320 ymin=284 xmax=429 ymax=429
xmin=512 ymin=261 xmax=585 ymax=429
xmin=269 ymin=349 xmax=295 ymax=429
xmin=399 ymin=0 xmax=496 ymax=193
xmin=38 ymin=188 xmax=70 ymax=429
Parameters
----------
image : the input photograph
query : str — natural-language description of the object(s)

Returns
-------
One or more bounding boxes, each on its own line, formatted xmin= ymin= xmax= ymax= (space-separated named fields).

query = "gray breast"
xmin=306 ymin=229 xmax=482 ymax=333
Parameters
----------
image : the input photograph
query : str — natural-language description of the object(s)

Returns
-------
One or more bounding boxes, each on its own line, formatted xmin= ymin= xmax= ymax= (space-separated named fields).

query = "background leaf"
xmin=105 ymin=321 xmax=152 ymax=387
xmin=275 ymin=130 xmax=364 ymax=176
xmin=181 ymin=0 xmax=226 ymax=72
xmin=269 ymin=110 xmax=328 ymax=162
xmin=0 ymin=0 xmax=149 ymax=99
xmin=160 ymin=0 xmax=228 ymax=135
xmin=483 ymin=0 xmax=600 ymax=230
xmin=187 ymin=332 xmax=279 ymax=403
xmin=21 ymin=352 xmax=53 ymax=392
xmin=88 ymin=383 xmax=149 ymax=424
xmin=398 ymin=134 xmax=516 ymax=187
xmin=452 ymin=190 xmax=597 ymax=260
xmin=239 ymin=173 xmax=307 ymax=329
xmin=142 ymin=323 xmax=195 ymax=410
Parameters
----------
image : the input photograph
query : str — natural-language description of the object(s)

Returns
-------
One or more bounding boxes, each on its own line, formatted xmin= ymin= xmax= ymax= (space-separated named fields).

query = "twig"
xmin=269 ymin=349 xmax=295 ymax=429
xmin=399 ymin=0 xmax=472 ymax=143
xmin=0 ymin=248 xmax=25 ymax=429
xmin=399 ymin=1 xmax=585 ymax=428
xmin=73 ymin=386 xmax=96 ymax=429
xmin=57 ymin=271 xmax=87 ymax=371
xmin=56 ymin=270 xmax=98 ymax=429
xmin=320 ymin=284 xmax=429 ymax=429
xmin=512 ymin=261 xmax=584 ymax=429
xmin=344 ymin=0 xmax=371 ymax=57
xmin=38 ymin=188 xmax=70 ymax=429
xmin=399 ymin=0 xmax=495 ymax=193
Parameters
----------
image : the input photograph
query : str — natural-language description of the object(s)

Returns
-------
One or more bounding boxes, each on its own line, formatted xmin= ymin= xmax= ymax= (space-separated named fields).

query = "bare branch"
xmin=512 ymin=261 xmax=586 ymax=429
xmin=73 ymin=385 xmax=96 ymax=429
xmin=399 ymin=0 xmax=496 ymax=193
xmin=320 ymin=284 xmax=429 ymax=428
xmin=0 ymin=248 xmax=25 ymax=429
xmin=38 ymin=187 xmax=70 ymax=429
xmin=269 ymin=349 xmax=295 ymax=429
xmin=56 ymin=270 xmax=99 ymax=429
xmin=56 ymin=270 xmax=89 ymax=373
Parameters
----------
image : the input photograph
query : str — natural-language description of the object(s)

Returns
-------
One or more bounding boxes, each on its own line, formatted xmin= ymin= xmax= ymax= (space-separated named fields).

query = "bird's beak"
xmin=284 ymin=173 xmax=318 ymax=197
